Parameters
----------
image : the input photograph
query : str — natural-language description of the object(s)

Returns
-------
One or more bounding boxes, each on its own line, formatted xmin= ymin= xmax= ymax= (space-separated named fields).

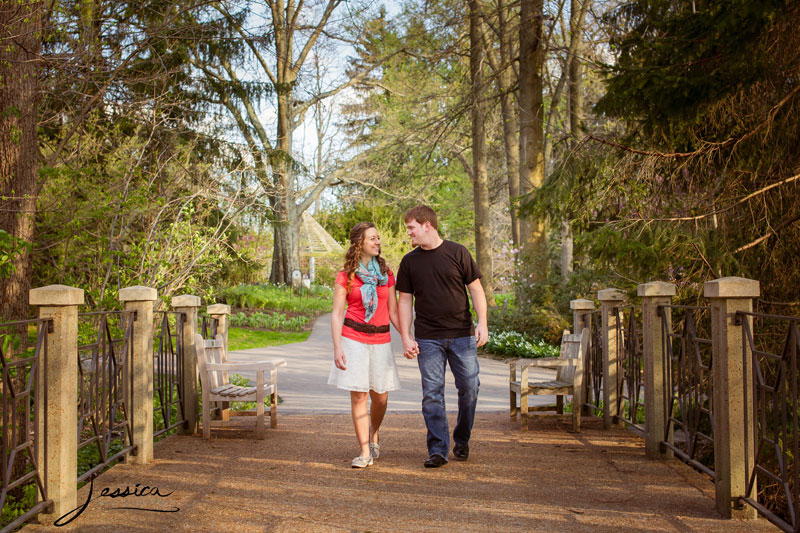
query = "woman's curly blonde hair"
xmin=343 ymin=222 xmax=388 ymax=292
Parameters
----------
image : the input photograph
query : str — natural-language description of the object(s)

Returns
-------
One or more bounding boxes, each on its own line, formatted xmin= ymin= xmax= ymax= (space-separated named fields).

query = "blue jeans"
xmin=416 ymin=336 xmax=480 ymax=459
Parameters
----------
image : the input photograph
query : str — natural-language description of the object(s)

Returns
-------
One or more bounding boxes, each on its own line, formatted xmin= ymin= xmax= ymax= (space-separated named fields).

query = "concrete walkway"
xmin=228 ymin=313 xmax=554 ymax=414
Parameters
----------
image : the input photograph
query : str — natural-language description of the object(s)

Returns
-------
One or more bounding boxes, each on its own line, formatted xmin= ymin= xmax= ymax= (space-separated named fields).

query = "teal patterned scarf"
xmin=355 ymin=258 xmax=388 ymax=322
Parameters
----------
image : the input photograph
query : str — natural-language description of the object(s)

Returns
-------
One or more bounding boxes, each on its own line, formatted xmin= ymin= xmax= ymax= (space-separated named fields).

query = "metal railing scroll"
xmin=614 ymin=306 xmax=645 ymax=434
xmin=153 ymin=312 xmax=186 ymax=438
xmin=0 ymin=319 xmax=52 ymax=532
xmin=583 ymin=310 xmax=604 ymax=416
xmin=660 ymin=305 xmax=715 ymax=478
xmin=76 ymin=311 xmax=135 ymax=484
xmin=738 ymin=311 xmax=800 ymax=532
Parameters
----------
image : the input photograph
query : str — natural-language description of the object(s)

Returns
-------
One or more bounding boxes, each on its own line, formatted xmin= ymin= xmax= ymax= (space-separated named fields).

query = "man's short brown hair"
xmin=404 ymin=205 xmax=438 ymax=230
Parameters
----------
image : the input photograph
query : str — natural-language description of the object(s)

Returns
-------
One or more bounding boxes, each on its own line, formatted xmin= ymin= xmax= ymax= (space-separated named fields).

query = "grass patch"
xmin=217 ymin=284 xmax=333 ymax=313
xmin=228 ymin=327 xmax=310 ymax=351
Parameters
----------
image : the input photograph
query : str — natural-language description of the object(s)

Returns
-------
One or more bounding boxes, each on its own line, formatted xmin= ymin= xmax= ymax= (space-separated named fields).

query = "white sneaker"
xmin=351 ymin=455 xmax=373 ymax=468
xmin=369 ymin=442 xmax=380 ymax=459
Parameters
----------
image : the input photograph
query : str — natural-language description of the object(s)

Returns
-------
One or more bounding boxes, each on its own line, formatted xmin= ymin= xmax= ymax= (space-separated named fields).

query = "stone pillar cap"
xmin=637 ymin=281 xmax=676 ymax=297
xmin=172 ymin=294 xmax=201 ymax=308
xmin=119 ymin=285 xmax=158 ymax=302
xmin=703 ymin=277 xmax=760 ymax=299
xmin=30 ymin=284 xmax=84 ymax=306
xmin=207 ymin=303 xmax=231 ymax=315
xmin=570 ymin=299 xmax=595 ymax=310
xmin=597 ymin=288 xmax=625 ymax=302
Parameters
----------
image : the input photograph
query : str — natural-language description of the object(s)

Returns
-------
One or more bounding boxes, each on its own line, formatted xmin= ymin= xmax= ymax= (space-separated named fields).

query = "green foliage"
xmin=35 ymin=114 xmax=244 ymax=309
xmin=0 ymin=483 xmax=37 ymax=529
xmin=217 ymin=284 xmax=333 ymax=313
xmin=230 ymin=311 xmax=310 ymax=331
xmin=319 ymin=203 xmax=404 ymax=246
xmin=0 ymin=229 xmax=28 ymax=280
xmin=597 ymin=0 xmax=788 ymax=143
xmin=308 ymin=254 xmax=343 ymax=288
xmin=485 ymin=330 xmax=560 ymax=359
xmin=489 ymin=300 xmax=572 ymax=347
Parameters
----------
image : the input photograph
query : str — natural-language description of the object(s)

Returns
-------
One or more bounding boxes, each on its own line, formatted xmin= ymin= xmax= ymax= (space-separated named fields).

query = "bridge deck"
xmin=26 ymin=415 xmax=775 ymax=532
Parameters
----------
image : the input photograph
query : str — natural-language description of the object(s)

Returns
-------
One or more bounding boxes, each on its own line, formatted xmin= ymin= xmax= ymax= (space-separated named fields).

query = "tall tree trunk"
xmin=469 ymin=0 xmax=495 ymax=304
xmin=497 ymin=0 xmax=521 ymax=248
xmin=0 ymin=1 xmax=43 ymax=321
xmin=560 ymin=0 xmax=589 ymax=279
xmin=518 ymin=0 xmax=547 ymax=278
xmin=268 ymin=7 xmax=300 ymax=285
xmin=269 ymin=201 xmax=300 ymax=285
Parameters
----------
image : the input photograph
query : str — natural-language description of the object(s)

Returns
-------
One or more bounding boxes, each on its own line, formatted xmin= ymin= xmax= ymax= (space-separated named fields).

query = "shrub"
xmin=485 ymin=330 xmax=560 ymax=359
xmin=488 ymin=304 xmax=570 ymax=346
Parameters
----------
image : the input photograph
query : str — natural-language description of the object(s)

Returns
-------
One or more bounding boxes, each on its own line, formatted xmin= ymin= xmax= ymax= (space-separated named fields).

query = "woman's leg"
xmin=369 ymin=390 xmax=388 ymax=443
xmin=350 ymin=391 xmax=370 ymax=457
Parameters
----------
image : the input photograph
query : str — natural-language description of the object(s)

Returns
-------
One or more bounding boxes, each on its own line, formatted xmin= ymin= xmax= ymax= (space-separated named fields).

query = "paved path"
xmin=30 ymin=416 xmax=776 ymax=532
xmin=228 ymin=313 xmax=554 ymax=414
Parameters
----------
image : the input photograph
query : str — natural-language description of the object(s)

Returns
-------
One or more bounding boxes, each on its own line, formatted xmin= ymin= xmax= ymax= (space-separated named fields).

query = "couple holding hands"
xmin=328 ymin=205 xmax=488 ymax=468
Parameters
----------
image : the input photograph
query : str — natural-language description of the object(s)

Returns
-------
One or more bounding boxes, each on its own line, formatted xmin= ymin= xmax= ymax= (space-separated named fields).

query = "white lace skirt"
xmin=327 ymin=336 xmax=401 ymax=393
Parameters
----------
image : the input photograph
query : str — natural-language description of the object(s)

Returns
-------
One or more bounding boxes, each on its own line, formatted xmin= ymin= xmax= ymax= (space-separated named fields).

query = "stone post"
xmin=119 ymin=286 xmax=157 ymax=464
xmin=207 ymin=303 xmax=231 ymax=421
xmin=598 ymin=288 xmax=625 ymax=429
xmin=638 ymin=281 xmax=675 ymax=459
xmin=571 ymin=299 xmax=595 ymax=417
xmin=570 ymin=299 xmax=595 ymax=334
xmin=207 ymin=303 xmax=230 ymax=352
xmin=705 ymin=276 xmax=760 ymax=519
xmin=30 ymin=284 xmax=83 ymax=521
xmin=172 ymin=294 xmax=201 ymax=435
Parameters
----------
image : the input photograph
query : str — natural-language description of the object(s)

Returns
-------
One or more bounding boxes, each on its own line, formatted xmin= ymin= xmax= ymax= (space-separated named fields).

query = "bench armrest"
xmin=509 ymin=357 xmax=572 ymax=369
xmin=206 ymin=359 xmax=287 ymax=371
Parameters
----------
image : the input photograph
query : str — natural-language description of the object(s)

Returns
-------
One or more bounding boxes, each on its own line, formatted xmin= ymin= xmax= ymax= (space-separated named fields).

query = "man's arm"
xmin=467 ymin=279 xmax=488 ymax=347
xmin=397 ymin=291 xmax=418 ymax=358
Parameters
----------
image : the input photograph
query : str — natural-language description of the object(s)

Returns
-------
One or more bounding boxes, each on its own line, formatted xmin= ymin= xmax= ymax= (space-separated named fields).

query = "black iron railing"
xmin=614 ymin=306 xmax=645 ymax=435
xmin=738 ymin=311 xmax=800 ymax=532
xmin=660 ymin=305 xmax=715 ymax=478
xmin=583 ymin=310 xmax=604 ymax=416
xmin=200 ymin=315 xmax=218 ymax=340
xmin=0 ymin=319 xmax=52 ymax=532
xmin=153 ymin=312 xmax=185 ymax=438
xmin=76 ymin=311 xmax=135 ymax=484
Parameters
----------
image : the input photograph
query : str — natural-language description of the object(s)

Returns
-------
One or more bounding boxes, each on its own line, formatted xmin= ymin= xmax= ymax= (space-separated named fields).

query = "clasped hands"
xmin=402 ymin=336 xmax=419 ymax=359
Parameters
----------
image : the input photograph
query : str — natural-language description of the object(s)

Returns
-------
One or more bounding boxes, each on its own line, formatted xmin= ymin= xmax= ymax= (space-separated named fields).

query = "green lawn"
xmin=228 ymin=327 xmax=310 ymax=350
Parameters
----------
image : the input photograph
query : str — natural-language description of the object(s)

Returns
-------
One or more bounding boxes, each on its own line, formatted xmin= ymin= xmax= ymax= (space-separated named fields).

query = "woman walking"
xmin=329 ymin=222 xmax=402 ymax=468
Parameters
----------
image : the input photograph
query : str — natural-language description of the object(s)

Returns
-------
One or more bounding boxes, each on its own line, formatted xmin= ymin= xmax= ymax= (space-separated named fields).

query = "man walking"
xmin=396 ymin=206 xmax=488 ymax=468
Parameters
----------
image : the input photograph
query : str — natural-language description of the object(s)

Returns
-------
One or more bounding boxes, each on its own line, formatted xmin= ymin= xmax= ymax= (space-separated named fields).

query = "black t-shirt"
xmin=396 ymin=240 xmax=482 ymax=339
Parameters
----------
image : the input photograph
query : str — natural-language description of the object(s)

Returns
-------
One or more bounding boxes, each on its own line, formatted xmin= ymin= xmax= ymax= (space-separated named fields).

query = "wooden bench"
xmin=195 ymin=333 xmax=287 ymax=439
xmin=508 ymin=328 xmax=589 ymax=431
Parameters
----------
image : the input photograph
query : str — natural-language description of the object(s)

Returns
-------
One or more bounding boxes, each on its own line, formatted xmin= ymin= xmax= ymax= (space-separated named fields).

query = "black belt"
xmin=344 ymin=317 xmax=390 ymax=334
